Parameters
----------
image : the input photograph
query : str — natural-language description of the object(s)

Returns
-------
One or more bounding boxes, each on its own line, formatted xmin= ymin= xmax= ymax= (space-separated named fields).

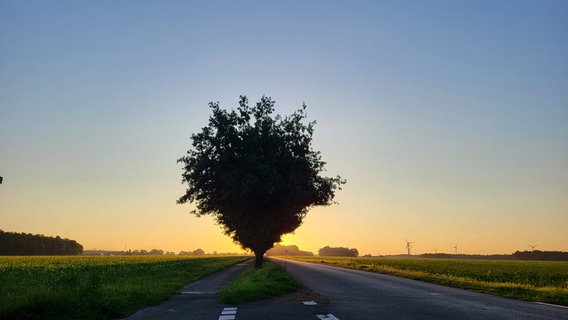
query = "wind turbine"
xmin=453 ymin=243 xmax=459 ymax=255
xmin=405 ymin=239 xmax=414 ymax=256
xmin=433 ymin=248 xmax=439 ymax=254
xmin=528 ymin=244 xmax=538 ymax=251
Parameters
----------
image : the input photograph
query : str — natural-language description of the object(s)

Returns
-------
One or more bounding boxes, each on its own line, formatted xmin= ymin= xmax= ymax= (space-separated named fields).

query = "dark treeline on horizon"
xmin=417 ymin=253 xmax=515 ymax=260
xmin=266 ymin=244 xmax=314 ymax=256
xmin=264 ymin=244 xmax=568 ymax=261
xmin=385 ymin=251 xmax=568 ymax=261
xmin=319 ymin=246 xmax=359 ymax=257
xmin=4 ymin=231 xmax=566 ymax=261
xmin=512 ymin=250 xmax=568 ymax=261
xmin=0 ymin=230 xmax=83 ymax=255
xmin=82 ymin=249 xmax=243 ymax=256
xmin=266 ymin=244 xmax=360 ymax=257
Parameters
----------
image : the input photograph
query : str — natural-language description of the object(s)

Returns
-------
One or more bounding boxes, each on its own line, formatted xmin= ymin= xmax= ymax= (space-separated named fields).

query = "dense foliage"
xmin=178 ymin=96 xmax=344 ymax=267
xmin=266 ymin=243 xmax=314 ymax=256
xmin=318 ymin=246 xmax=359 ymax=257
xmin=0 ymin=230 xmax=83 ymax=255
xmin=513 ymin=250 xmax=568 ymax=261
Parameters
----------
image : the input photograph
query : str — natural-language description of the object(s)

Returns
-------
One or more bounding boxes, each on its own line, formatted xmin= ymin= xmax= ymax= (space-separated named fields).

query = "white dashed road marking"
xmin=317 ymin=314 xmax=340 ymax=320
xmin=303 ymin=300 xmax=318 ymax=305
xmin=534 ymin=302 xmax=568 ymax=309
xmin=179 ymin=291 xmax=217 ymax=294
xmin=219 ymin=307 xmax=237 ymax=320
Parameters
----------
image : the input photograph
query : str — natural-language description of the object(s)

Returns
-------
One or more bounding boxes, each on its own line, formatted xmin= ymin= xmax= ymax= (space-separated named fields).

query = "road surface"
xmin=264 ymin=258 xmax=568 ymax=320
xmin=123 ymin=260 xmax=251 ymax=320
xmin=123 ymin=257 xmax=567 ymax=319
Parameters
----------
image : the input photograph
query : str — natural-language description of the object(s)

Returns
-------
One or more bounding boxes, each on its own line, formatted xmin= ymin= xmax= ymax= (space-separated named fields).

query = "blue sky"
xmin=1 ymin=1 xmax=567 ymax=255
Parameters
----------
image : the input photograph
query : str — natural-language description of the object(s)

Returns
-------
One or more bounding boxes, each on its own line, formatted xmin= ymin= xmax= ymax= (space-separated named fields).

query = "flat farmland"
xmin=0 ymin=255 xmax=246 ymax=320
xmin=282 ymin=256 xmax=568 ymax=306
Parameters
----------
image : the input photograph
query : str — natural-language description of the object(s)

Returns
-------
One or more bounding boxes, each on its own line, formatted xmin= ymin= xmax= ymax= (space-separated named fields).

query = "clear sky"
xmin=1 ymin=1 xmax=567 ymax=255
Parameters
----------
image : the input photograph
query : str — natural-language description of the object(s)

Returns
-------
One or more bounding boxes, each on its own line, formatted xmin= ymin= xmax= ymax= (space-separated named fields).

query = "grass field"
xmin=283 ymin=256 xmax=568 ymax=305
xmin=0 ymin=255 xmax=246 ymax=320
xmin=218 ymin=261 xmax=298 ymax=304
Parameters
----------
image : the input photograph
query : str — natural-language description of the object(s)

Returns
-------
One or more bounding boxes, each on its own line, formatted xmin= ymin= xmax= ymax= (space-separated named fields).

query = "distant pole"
xmin=0 ymin=176 xmax=3 ymax=184
xmin=405 ymin=239 xmax=413 ymax=256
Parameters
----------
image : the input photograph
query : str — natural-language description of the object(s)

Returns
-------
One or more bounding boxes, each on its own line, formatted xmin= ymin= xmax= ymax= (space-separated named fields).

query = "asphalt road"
xmin=122 ymin=257 xmax=568 ymax=320
xmin=122 ymin=260 xmax=251 ymax=320
xmin=270 ymin=258 xmax=568 ymax=320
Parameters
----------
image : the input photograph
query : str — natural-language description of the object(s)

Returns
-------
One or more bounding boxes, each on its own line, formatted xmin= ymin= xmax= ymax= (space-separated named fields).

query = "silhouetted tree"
xmin=318 ymin=246 xmax=359 ymax=257
xmin=192 ymin=248 xmax=206 ymax=255
xmin=149 ymin=249 xmax=164 ymax=255
xmin=266 ymin=243 xmax=314 ymax=256
xmin=178 ymin=96 xmax=344 ymax=267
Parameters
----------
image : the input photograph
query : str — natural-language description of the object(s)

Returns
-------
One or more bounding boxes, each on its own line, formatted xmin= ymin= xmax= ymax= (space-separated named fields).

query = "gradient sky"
xmin=1 ymin=1 xmax=567 ymax=255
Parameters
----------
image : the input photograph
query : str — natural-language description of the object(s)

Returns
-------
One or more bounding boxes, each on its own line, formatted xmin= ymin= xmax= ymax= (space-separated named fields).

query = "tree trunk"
xmin=254 ymin=251 xmax=264 ymax=268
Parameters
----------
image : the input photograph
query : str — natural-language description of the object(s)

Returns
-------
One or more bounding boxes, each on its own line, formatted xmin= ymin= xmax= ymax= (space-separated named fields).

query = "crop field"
xmin=283 ymin=256 xmax=568 ymax=306
xmin=0 ymin=255 xmax=246 ymax=320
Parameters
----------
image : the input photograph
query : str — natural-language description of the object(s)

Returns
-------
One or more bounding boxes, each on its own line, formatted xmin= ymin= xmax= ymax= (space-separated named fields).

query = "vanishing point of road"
xmin=126 ymin=258 xmax=568 ymax=319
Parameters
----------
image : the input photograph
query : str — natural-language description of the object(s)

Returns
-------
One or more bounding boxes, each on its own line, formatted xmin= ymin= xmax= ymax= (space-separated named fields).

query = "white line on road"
xmin=534 ymin=302 xmax=568 ymax=309
xmin=219 ymin=307 xmax=238 ymax=320
xmin=317 ymin=314 xmax=340 ymax=320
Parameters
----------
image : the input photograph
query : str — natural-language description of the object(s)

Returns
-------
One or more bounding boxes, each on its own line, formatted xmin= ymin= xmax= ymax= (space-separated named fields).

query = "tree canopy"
xmin=318 ymin=246 xmax=359 ymax=257
xmin=266 ymin=243 xmax=314 ymax=256
xmin=178 ymin=96 xmax=344 ymax=267
xmin=512 ymin=250 xmax=568 ymax=261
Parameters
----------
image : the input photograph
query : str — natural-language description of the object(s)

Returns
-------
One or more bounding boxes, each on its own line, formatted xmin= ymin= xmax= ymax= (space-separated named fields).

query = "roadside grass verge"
xmin=0 ymin=256 xmax=246 ymax=320
xmin=282 ymin=256 xmax=568 ymax=306
xmin=218 ymin=260 xmax=298 ymax=304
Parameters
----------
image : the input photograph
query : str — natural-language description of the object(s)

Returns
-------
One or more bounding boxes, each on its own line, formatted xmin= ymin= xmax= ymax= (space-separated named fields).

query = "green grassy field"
xmin=283 ymin=256 xmax=568 ymax=305
xmin=0 ymin=255 xmax=246 ymax=320
xmin=218 ymin=261 xmax=298 ymax=304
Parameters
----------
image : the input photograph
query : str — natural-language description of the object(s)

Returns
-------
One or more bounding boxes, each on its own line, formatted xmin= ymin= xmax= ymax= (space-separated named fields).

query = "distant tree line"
xmin=178 ymin=248 xmax=206 ymax=256
xmin=125 ymin=249 xmax=173 ymax=256
xmin=512 ymin=250 xmax=568 ymax=261
xmin=265 ymin=244 xmax=361 ymax=257
xmin=419 ymin=253 xmax=514 ymax=260
xmin=82 ymin=249 xmax=166 ymax=256
xmin=386 ymin=252 xmax=568 ymax=261
xmin=82 ymin=249 xmax=243 ymax=256
xmin=318 ymin=246 xmax=359 ymax=257
xmin=0 ymin=230 xmax=83 ymax=255
xmin=266 ymin=244 xmax=314 ymax=256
